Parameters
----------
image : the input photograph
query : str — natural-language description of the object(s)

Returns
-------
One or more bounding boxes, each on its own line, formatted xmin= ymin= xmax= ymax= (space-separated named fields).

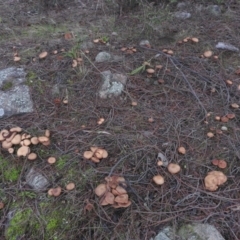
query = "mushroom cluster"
xmin=121 ymin=46 xmax=137 ymax=54
xmin=211 ymin=159 xmax=227 ymax=169
xmin=204 ymin=171 xmax=227 ymax=191
xmin=95 ymin=176 xmax=131 ymax=208
xmin=83 ymin=147 xmax=108 ymax=163
xmin=0 ymin=127 xmax=51 ymax=160
xmin=178 ymin=37 xmax=199 ymax=44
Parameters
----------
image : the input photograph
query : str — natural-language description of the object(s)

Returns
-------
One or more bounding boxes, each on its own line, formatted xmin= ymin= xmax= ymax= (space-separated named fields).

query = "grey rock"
xmin=81 ymin=41 xmax=94 ymax=50
xmin=95 ymin=51 xmax=112 ymax=62
xmin=112 ymin=31 xmax=118 ymax=36
xmin=174 ymin=11 xmax=191 ymax=19
xmin=152 ymin=226 xmax=175 ymax=240
xmin=139 ymin=40 xmax=150 ymax=46
xmin=25 ymin=168 xmax=49 ymax=191
xmin=216 ymin=42 xmax=239 ymax=52
xmin=51 ymin=84 xmax=60 ymax=96
xmin=207 ymin=5 xmax=221 ymax=16
xmin=98 ymin=70 xmax=127 ymax=99
xmin=178 ymin=223 xmax=225 ymax=240
xmin=0 ymin=67 xmax=33 ymax=118
xmin=153 ymin=224 xmax=225 ymax=240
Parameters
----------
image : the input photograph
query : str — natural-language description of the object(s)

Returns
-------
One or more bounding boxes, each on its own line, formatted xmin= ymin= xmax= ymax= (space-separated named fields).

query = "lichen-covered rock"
xmin=26 ymin=168 xmax=49 ymax=191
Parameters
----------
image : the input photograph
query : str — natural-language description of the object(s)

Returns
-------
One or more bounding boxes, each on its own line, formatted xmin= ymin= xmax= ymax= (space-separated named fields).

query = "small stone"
xmin=139 ymin=40 xmax=150 ymax=47
xmin=174 ymin=11 xmax=191 ymax=19
xmin=221 ymin=126 xmax=228 ymax=131
xmin=216 ymin=42 xmax=239 ymax=52
xmin=95 ymin=52 xmax=112 ymax=62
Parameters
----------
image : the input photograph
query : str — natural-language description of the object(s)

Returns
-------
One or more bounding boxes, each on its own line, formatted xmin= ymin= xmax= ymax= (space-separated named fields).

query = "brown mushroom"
xmin=207 ymin=132 xmax=214 ymax=138
xmin=48 ymin=187 xmax=62 ymax=197
xmin=17 ymin=146 xmax=30 ymax=157
xmin=0 ymin=202 xmax=4 ymax=209
xmin=38 ymin=136 xmax=49 ymax=143
xmin=90 ymin=146 xmax=98 ymax=153
xmin=204 ymin=171 xmax=227 ymax=191
xmin=45 ymin=129 xmax=50 ymax=137
xmin=153 ymin=175 xmax=164 ymax=185
xmin=113 ymin=200 xmax=132 ymax=208
xmin=10 ymin=127 xmax=22 ymax=133
xmin=146 ymin=68 xmax=155 ymax=74
xmin=167 ymin=163 xmax=181 ymax=174
xmin=191 ymin=37 xmax=199 ymax=43
xmin=42 ymin=140 xmax=50 ymax=146
xmin=114 ymin=186 xmax=127 ymax=195
xmin=104 ymin=192 xmax=115 ymax=204
xmin=0 ymin=129 xmax=9 ymax=141
xmin=2 ymin=141 xmax=13 ymax=149
xmin=11 ymin=134 xmax=21 ymax=145
xmin=31 ymin=137 xmax=39 ymax=145
xmin=204 ymin=50 xmax=213 ymax=58
xmin=218 ymin=160 xmax=227 ymax=169
xmin=91 ymin=156 xmax=100 ymax=163
xmin=39 ymin=51 xmax=48 ymax=59
xmin=47 ymin=157 xmax=56 ymax=164
xmin=178 ymin=146 xmax=186 ymax=154
xmin=157 ymin=160 xmax=164 ymax=166
xmin=115 ymin=194 xmax=129 ymax=204
xmin=66 ymin=182 xmax=75 ymax=191
xmin=23 ymin=139 xmax=31 ymax=146
xmin=95 ymin=183 xmax=107 ymax=197
xmin=231 ymin=103 xmax=239 ymax=109
xmin=211 ymin=159 xmax=219 ymax=166
xmin=28 ymin=153 xmax=37 ymax=161
xmin=226 ymin=113 xmax=235 ymax=119
xmin=6 ymin=132 xmax=16 ymax=143
xmin=8 ymin=148 xmax=14 ymax=154
xmin=83 ymin=151 xmax=94 ymax=159
xmin=221 ymin=116 xmax=229 ymax=123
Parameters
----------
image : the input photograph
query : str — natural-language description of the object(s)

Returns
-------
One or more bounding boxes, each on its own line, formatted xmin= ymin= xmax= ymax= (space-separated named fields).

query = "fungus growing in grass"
xmin=204 ymin=171 xmax=227 ymax=191
xmin=47 ymin=157 xmax=56 ymax=164
xmin=17 ymin=146 xmax=30 ymax=157
xmin=2 ymin=141 xmax=13 ymax=149
xmin=11 ymin=134 xmax=21 ymax=145
xmin=191 ymin=37 xmax=199 ymax=43
xmin=218 ymin=160 xmax=227 ymax=169
xmin=167 ymin=163 xmax=181 ymax=174
xmin=39 ymin=51 xmax=48 ymax=59
xmin=104 ymin=192 xmax=115 ymax=205
xmin=231 ymin=103 xmax=239 ymax=109
xmin=212 ymin=159 xmax=219 ymax=166
xmin=31 ymin=137 xmax=39 ymax=145
xmin=220 ymin=116 xmax=229 ymax=123
xmin=5 ymin=132 xmax=17 ymax=143
xmin=115 ymin=193 xmax=129 ymax=204
xmin=83 ymin=151 xmax=94 ymax=159
xmin=38 ymin=136 xmax=49 ymax=143
xmin=45 ymin=129 xmax=50 ymax=137
xmin=131 ymin=101 xmax=138 ymax=106
xmin=97 ymin=118 xmax=105 ymax=125
xmin=10 ymin=127 xmax=22 ymax=133
xmin=167 ymin=50 xmax=174 ymax=55
xmin=14 ymin=56 xmax=21 ymax=62
xmin=226 ymin=113 xmax=235 ymax=119
xmin=207 ymin=132 xmax=214 ymax=138
xmin=215 ymin=116 xmax=221 ymax=121
xmin=48 ymin=187 xmax=62 ymax=197
xmin=0 ymin=129 xmax=9 ymax=141
xmin=113 ymin=200 xmax=132 ymax=208
xmin=157 ymin=160 xmax=164 ymax=166
xmin=95 ymin=183 xmax=107 ymax=197
xmin=91 ymin=156 xmax=100 ymax=163
xmin=153 ymin=175 xmax=165 ymax=185
xmin=94 ymin=148 xmax=108 ymax=159
xmin=66 ymin=182 xmax=75 ymax=191
xmin=23 ymin=139 xmax=31 ymax=146
xmin=8 ymin=148 xmax=14 ymax=154
xmin=155 ymin=65 xmax=163 ymax=70
xmin=72 ymin=59 xmax=78 ymax=68
xmin=146 ymin=68 xmax=155 ymax=74
xmin=178 ymin=146 xmax=186 ymax=155
xmin=203 ymin=50 xmax=213 ymax=58
xmin=27 ymin=153 xmax=37 ymax=160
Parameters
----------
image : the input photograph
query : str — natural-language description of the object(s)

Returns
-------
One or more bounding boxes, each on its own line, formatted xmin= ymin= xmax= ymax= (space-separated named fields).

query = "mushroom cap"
xmin=207 ymin=132 xmax=214 ymax=138
xmin=39 ymin=51 xmax=48 ymax=59
xmin=114 ymin=186 xmax=127 ymax=195
xmin=6 ymin=132 xmax=16 ymax=143
xmin=42 ymin=140 xmax=51 ymax=146
xmin=218 ymin=160 xmax=227 ymax=169
xmin=115 ymin=193 xmax=129 ymax=204
xmin=231 ymin=103 xmax=239 ymax=109
xmin=157 ymin=160 xmax=164 ymax=166
xmin=208 ymin=171 xmax=227 ymax=185
xmin=10 ymin=127 xmax=22 ymax=133
xmin=72 ymin=59 xmax=78 ymax=68
xmin=178 ymin=146 xmax=186 ymax=154
xmin=8 ymin=148 xmax=14 ymax=154
xmin=0 ymin=129 xmax=9 ymax=141
xmin=38 ymin=136 xmax=49 ymax=143
xmin=167 ymin=50 xmax=174 ymax=55
xmin=105 ymin=192 xmax=115 ymax=204
xmin=146 ymin=68 xmax=155 ymax=74
xmin=17 ymin=146 xmax=30 ymax=157
xmin=31 ymin=137 xmax=39 ymax=145
xmin=45 ymin=129 xmax=50 ymax=137
xmin=221 ymin=116 xmax=229 ymax=123
xmin=226 ymin=113 xmax=235 ymax=119
xmin=91 ymin=156 xmax=100 ymax=163
xmin=49 ymin=187 xmax=62 ymax=197
xmin=48 ymin=157 xmax=56 ymax=164
xmin=204 ymin=174 xmax=218 ymax=191
xmin=167 ymin=163 xmax=181 ymax=174
xmin=83 ymin=151 xmax=94 ymax=159
xmin=11 ymin=134 xmax=21 ymax=145
xmin=66 ymin=182 xmax=75 ymax=191
xmin=90 ymin=146 xmax=98 ymax=153
xmin=191 ymin=37 xmax=199 ymax=43
xmin=2 ymin=141 xmax=13 ymax=149
xmin=155 ymin=65 xmax=163 ymax=69
xmin=153 ymin=175 xmax=165 ymax=185
xmin=211 ymin=159 xmax=219 ymax=166
xmin=95 ymin=183 xmax=107 ymax=197
xmin=94 ymin=149 xmax=104 ymax=159
xmin=204 ymin=50 xmax=213 ymax=58
xmin=113 ymin=200 xmax=131 ymax=208
xmin=23 ymin=139 xmax=31 ymax=146
xmin=28 ymin=153 xmax=37 ymax=160
xmin=100 ymin=197 xmax=109 ymax=206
